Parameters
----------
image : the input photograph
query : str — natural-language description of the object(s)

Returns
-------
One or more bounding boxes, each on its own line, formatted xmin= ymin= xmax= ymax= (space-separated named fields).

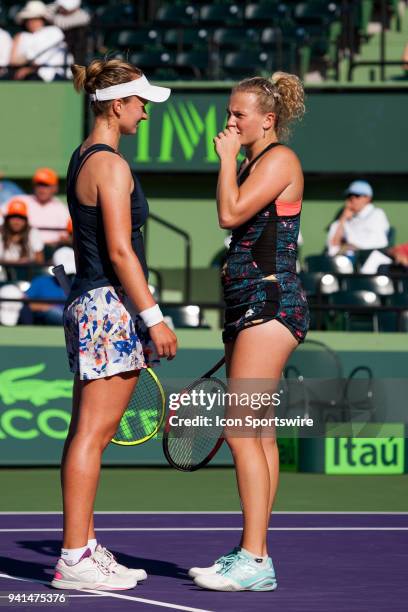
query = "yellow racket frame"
xmin=111 ymin=368 xmax=166 ymax=446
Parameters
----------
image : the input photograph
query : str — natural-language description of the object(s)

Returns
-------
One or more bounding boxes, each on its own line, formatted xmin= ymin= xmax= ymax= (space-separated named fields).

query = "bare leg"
xmin=225 ymin=321 xmax=297 ymax=557
xmin=61 ymin=371 xmax=140 ymax=549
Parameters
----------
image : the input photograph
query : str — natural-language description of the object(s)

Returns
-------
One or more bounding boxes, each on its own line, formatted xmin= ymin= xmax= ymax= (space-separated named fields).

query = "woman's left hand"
xmin=214 ymin=127 xmax=241 ymax=160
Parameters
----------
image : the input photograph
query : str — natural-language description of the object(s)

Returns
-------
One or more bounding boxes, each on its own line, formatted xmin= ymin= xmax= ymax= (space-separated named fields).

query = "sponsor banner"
xmin=118 ymin=90 xmax=408 ymax=173
xmin=325 ymin=424 xmax=405 ymax=474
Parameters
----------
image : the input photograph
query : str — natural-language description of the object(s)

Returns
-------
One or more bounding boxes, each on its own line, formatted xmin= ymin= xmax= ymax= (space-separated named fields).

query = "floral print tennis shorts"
xmin=63 ymin=286 xmax=159 ymax=380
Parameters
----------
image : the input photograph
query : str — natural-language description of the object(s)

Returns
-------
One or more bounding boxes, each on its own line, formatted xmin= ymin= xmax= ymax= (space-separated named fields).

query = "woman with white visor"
xmin=51 ymin=59 xmax=177 ymax=591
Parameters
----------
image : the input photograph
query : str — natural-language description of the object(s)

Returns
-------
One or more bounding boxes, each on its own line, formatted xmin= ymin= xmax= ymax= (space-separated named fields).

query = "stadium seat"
xmin=212 ymin=27 xmax=259 ymax=51
xmin=328 ymin=290 xmax=381 ymax=332
xmin=199 ymin=3 xmax=243 ymax=26
xmin=155 ymin=4 xmax=197 ymax=27
xmin=378 ymin=294 xmax=408 ymax=332
xmin=163 ymin=28 xmax=209 ymax=52
xmin=293 ymin=1 xmax=340 ymax=26
xmin=245 ymin=2 xmax=291 ymax=26
xmin=260 ymin=27 xmax=299 ymax=72
xmin=304 ymin=254 xmax=354 ymax=274
xmin=343 ymin=275 xmax=394 ymax=297
xmin=174 ymin=51 xmax=211 ymax=79
xmin=161 ymin=305 xmax=210 ymax=329
xmin=111 ymin=29 xmax=162 ymax=52
xmin=128 ymin=50 xmax=174 ymax=71
xmin=221 ymin=50 xmax=270 ymax=79
xmin=95 ymin=3 xmax=137 ymax=25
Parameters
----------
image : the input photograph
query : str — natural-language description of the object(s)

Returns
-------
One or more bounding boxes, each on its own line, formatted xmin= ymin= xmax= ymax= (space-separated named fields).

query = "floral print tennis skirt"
xmin=63 ymin=286 xmax=159 ymax=381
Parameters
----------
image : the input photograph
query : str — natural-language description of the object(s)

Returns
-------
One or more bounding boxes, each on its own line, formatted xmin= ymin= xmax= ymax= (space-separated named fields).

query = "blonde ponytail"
xmin=233 ymin=71 xmax=305 ymax=141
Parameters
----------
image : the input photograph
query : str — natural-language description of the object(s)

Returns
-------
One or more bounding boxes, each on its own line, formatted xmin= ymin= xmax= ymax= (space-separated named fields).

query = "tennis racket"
xmin=52 ymin=264 xmax=166 ymax=446
xmin=162 ymin=357 xmax=226 ymax=471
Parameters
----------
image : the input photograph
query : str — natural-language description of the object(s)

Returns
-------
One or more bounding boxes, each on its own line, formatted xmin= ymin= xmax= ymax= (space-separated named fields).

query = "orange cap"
xmin=6 ymin=199 xmax=28 ymax=218
xmin=67 ymin=217 xmax=73 ymax=234
xmin=33 ymin=167 xmax=58 ymax=186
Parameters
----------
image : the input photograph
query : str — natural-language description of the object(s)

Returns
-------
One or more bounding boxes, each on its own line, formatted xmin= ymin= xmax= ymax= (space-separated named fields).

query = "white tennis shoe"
xmin=93 ymin=544 xmax=148 ymax=581
xmin=51 ymin=553 xmax=137 ymax=590
xmin=188 ymin=547 xmax=240 ymax=579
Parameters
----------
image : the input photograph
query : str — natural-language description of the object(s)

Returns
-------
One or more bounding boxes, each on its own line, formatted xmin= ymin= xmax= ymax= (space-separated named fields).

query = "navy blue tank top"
xmin=66 ymin=143 xmax=149 ymax=304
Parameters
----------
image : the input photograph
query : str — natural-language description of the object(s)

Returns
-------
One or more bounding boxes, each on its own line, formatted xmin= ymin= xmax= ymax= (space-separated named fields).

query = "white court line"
xmin=0 ymin=574 xmax=212 ymax=612
xmin=1 ymin=511 xmax=408 ymax=515
xmin=1 ymin=527 xmax=408 ymax=533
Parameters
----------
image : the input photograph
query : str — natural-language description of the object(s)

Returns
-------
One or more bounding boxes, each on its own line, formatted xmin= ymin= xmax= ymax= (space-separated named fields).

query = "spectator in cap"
xmin=0 ymin=199 xmax=44 ymax=264
xmin=47 ymin=0 xmax=90 ymax=64
xmin=10 ymin=0 xmax=73 ymax=82
xmin=1 ymin=168 xmax=70 ymax=246
xmin=22 ymin=246 xmax=75 ymax=325
xmin=326 ymin=180 xmax=390 ymax=256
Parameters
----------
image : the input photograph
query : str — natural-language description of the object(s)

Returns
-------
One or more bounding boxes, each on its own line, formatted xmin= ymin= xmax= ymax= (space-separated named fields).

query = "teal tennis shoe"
xmin=188 ymin=547 xmax=240 ymax=579
xmin=193 ymin=548 xmax=277 ymax=591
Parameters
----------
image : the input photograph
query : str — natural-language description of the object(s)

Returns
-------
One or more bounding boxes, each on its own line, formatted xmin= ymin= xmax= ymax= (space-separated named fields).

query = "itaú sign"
xmin=325 ymin=424 xmax=405 ymax=474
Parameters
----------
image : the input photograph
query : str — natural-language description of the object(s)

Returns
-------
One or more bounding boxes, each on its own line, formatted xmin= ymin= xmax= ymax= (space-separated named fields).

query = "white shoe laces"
xmin=95 ymin=547 xmax=118 ymax=571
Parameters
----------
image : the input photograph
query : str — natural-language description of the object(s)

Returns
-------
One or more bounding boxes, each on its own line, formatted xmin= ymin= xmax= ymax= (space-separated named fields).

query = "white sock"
xmin=241 ymin=547 xmax=269 ymax=565
xmin=60 ymin=545 xmax=90 ymax=566
xmin=87 ymin=538 xmax=97 ymax=554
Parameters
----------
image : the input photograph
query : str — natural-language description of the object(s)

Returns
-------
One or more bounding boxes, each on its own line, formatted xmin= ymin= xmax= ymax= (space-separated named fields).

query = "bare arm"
xmin=97 ymin=154 xmax=177 ymax=358
xmin=328 ymin=206 xmax=354 ymax=248
xmin=214 ymin=129 xmax=302 ymax=229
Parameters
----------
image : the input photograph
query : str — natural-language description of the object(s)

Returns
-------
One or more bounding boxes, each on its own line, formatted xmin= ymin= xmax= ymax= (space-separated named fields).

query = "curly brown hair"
xmin=232 ymin=71 xmax=305 ymax=141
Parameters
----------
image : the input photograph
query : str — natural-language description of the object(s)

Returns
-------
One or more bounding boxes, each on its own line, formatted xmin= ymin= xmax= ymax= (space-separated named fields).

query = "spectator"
xmin=326 ymin=180 xmax=390 ymax=256
xmin=0 ymin=28 xmax=12 ymax=78
xmin=0 ymin=199 xmax=44 ymax=264
xmin=48 ymin=0 xmax=90 ymax=64
xmin=10 ymin=0 xmax=73 ymax=82
xmin=23 ymin=246 xmax=75 ymax=325
xmin=1 ymin=167 xmax=70 ymax=246
xmin=0 ymin=173 xmax=25 ymax=205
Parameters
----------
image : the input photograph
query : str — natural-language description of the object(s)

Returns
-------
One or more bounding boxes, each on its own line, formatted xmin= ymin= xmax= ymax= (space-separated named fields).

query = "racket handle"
xmin=52 ymin=265 xmax=71 ymax=297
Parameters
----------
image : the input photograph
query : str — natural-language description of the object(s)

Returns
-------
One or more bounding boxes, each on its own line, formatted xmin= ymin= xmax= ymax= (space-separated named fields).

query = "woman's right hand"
xmin=149 ymin=322 xmax=178 ymax=360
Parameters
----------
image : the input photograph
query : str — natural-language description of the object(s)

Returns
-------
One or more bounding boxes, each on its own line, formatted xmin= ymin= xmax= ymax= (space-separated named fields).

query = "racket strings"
xmin=112 ymin=372 xmax=163 ymax=443
xmin=165 ymin=377 xmax=226 ymax=470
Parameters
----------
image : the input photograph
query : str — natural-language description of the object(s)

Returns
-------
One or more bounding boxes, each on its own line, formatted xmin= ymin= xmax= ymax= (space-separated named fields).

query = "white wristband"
xmin=139 ymin=304 xmax=164 ymax=328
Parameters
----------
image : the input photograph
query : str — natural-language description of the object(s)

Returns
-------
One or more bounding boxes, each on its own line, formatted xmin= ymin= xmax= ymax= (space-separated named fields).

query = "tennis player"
xmin=191 ymin=72 xmax=309 ymax=591
xmin=51 ymin=59 xmax=177 ymax=591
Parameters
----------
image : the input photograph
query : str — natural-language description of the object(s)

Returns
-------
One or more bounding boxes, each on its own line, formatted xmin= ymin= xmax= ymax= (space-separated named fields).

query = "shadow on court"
xmin=16 ymin=540 xmax=187 ymax=579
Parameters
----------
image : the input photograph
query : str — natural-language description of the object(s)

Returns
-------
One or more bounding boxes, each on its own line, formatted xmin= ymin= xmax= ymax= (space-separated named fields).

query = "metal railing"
xmin=143 ymin=213 xmax=192 ymax=303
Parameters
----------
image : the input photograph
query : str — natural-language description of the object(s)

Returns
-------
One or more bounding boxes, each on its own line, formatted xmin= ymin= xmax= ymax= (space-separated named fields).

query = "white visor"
xmin=89 ymin=75 xmax=171 ymax=103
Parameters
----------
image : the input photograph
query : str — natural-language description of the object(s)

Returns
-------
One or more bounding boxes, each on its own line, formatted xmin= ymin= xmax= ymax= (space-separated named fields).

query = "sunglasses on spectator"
xmin=34 ymin=182 xmax=53 ymax=187
xmin=346 ymin=193 xmax=364 ymax=198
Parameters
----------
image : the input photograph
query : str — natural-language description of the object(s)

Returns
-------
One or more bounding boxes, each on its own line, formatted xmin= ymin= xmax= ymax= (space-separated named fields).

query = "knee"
xmin=225 ymin=435 xmax=262 ymax=457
